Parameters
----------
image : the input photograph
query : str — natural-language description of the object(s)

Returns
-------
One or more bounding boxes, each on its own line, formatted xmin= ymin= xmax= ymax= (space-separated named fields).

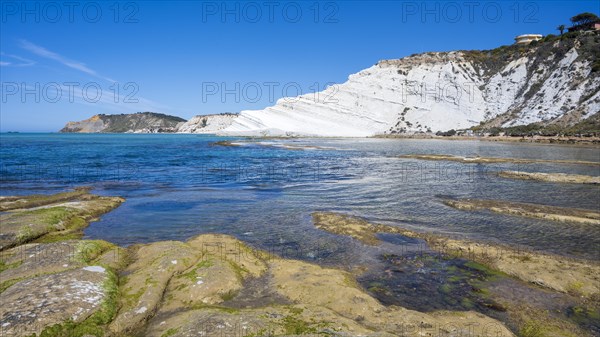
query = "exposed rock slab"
xmin=400 ymin=153 xmax=600 ymax=166
xmin=109 ymin=241 xmax=199 ymax=334
xmin=0 ymin=266 xmax=108 ymax=337
xmin=498 ymin=170 xmax=600 ymax=184
xmin=140 ymin=234 xmax=514 ymax=337
xmin=176 ymin=113 xmax=237 ymax=133
xmin=442 ymin=198 xmax=600 ymax=225
xmin=0 ymin=188 xmax=91 ymax=212
xmin=0 ymin=190 xmax=521 ymax=337
xmin=1 ymin=241 xmax=85 ymax=285
xmin=312 ymin=212 xmax=600 ymax=298
xmin=0 ymin=192 xmax=124 ymax=251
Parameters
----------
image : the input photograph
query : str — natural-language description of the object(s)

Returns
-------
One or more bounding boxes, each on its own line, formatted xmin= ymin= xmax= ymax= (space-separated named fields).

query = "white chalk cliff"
xmin=176 ymin=113 xmax=237 ymax=133
xmin=220 ymin=33 xmax=599 ymax=137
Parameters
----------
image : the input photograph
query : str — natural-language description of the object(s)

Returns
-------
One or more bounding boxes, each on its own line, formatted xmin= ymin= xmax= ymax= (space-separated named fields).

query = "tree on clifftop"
xmin=570 ymin=12 xmax=600 ymax=26
xmin=557 ymin=24 xmax=565 ymax=35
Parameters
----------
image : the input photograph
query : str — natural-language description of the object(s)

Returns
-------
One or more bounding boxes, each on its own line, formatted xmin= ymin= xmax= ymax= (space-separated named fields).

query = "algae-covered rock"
xmin=0 ymin=187 xmax=91 ymax=212
xmin=187 ymin=234 xmax=269 ymax=278
xmin=125 ymin=233 xmax=514 ymax=337
xmin=0 ymin=191 xmax=124 ymax=250
xmin=109 ymin=241 xmax=200 ymax=334
xmin=0 ymin=241 xmax=90 ymax=287
xmin=165 ymin=257 xmax=243 ymax=308
xmin=270 ymin=258 xmax=514 ymax=336
xmin=312 ymin=211 xmax=600 ymax=298
xmin=0 ymin=190 xmax=123 ymax=336
xmin=144 ymin=305 xmax=375 ymax=337
xmin=113 ymin=234 xmax=269 ymax=335
xmin=0 ymin=190 xmax=518 ymax=337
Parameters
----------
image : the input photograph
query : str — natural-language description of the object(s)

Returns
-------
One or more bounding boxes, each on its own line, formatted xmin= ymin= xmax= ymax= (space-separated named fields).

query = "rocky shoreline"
xmin=0 ymin=190 xmax=514 ymax=337
xmin=313 ymin=212 xmax=600 ymax=336
xmin=1 ymin=190 xmax=599 ymax=336
xmin=375 ymin=135 xmax=600 ymax=146
xmin=399 ymin=153 xmax=600 ymax=167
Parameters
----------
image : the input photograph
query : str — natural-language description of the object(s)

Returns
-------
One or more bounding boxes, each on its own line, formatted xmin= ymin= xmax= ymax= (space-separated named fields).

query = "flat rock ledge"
xmin=312 ymin=211 xmax=600 ymax=297
xmin=498 ymin=170 xmax=600 ymax=184
xmin=400 ymin=154 xmax=600 ymax=166
xmin=0 ymin=266 xmax=109 ymax=337
xmin=0 ymin=189 xmax=124 ymax=251
xmin=442 ymin=197 xmax=600 ymax=225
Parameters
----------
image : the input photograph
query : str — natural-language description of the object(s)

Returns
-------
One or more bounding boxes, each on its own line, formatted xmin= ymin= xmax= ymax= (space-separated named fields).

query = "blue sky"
xmin=1 ymin=0 xmax=598 ymax=132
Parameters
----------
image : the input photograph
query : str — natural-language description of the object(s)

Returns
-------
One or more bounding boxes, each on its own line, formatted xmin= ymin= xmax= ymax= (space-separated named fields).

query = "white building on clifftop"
xmin=514 ymin=34 xmax=543 ymax=45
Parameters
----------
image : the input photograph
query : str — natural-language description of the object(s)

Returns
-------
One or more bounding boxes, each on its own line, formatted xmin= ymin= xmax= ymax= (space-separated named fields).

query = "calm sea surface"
xmin=1 ymin=133 xmax=599 ymax=262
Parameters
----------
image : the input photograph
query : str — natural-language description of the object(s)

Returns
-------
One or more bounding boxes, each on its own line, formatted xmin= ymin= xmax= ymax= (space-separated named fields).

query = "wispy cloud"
xmin=18 ymin=39 xmax=115 ymax=82
xmin=0 ymin=52 xmax=35 ymax=67
xmin=15 ymin=40 xmax=172 ymax=113
xmin=21 ymin=84 xmax=172 ymax=114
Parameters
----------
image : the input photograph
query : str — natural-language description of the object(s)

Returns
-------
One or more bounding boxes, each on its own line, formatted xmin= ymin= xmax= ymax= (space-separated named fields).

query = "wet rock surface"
xmin=313 ymin=211 xmax=600 ymax=337
xmin=400 ymin=153 xmax=600 ymax=166
xmin=442 ymin=197 xmax=600 ymax=225
xmin=313 ymin=211 xmax=600 ymax=297
xmin=498 ymin=170 xmax=600 ymax=184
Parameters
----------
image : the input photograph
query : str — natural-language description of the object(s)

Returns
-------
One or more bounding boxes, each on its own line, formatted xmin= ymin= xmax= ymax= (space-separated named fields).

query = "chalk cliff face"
xmin=176 ymin=113 xmax=237 ymax=133
xmin=60 ymin=112 xmax=186 ymax=133
xmin=220 ymin=32 xmax=599 ymax=137
xmin=60 ymin=33 xmax=599 ymax=137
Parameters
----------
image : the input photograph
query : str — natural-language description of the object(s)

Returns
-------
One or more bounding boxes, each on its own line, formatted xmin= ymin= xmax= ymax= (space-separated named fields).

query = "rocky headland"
xmin=59 ymin=113 xmax=237 ymax=134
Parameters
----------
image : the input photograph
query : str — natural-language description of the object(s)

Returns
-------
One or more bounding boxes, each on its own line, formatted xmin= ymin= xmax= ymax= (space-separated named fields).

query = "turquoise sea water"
xmin=1 ymin=133 xmax=599 ymax=263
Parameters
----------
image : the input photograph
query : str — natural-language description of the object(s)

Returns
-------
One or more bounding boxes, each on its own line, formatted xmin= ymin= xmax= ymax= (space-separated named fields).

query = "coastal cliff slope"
xmin=60 ymin=112 xmax=237 ymax=134
xmin=219 ymin=32 xmax=599 ymax=137
xmin=176 ymin=113 xmax=237 ymax=133
xmin=60 ymin=112 xmax=186 ymax=133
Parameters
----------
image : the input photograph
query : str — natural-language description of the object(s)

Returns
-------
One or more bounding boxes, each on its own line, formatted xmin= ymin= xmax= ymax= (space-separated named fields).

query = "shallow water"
xmin=359 ymin=247 xmax=599 ymax=336
xmin=3 ymin=133 xmax=600 ymax=335
xmin=1 ymin=133 xmax=598 ymax=261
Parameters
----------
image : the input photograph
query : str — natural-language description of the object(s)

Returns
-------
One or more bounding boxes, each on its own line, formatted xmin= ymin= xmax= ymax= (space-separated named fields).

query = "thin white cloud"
xmin=0 ymin=52 xmax=35 ymax=67
xmin=20 ymin=79 xmax=171 ymax=113
xmin=14 ymin=40 xmax=171 ymax=113
xmin=18 ymin=40 xmax=115 ymax=82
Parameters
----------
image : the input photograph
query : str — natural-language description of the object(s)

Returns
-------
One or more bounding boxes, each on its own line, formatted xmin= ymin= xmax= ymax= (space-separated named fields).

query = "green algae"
xmin=0 ymin=260 xmax=22 ymax=273
xmin=161 ymin=327 xmax=179 ymax=337
xmin=74 ymin=240 xmax=115 ymax=264
xmin=31 ymin=269 xmax=119 ymax=337
xmin=0 ymin=188 xmax=91 ymax=212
